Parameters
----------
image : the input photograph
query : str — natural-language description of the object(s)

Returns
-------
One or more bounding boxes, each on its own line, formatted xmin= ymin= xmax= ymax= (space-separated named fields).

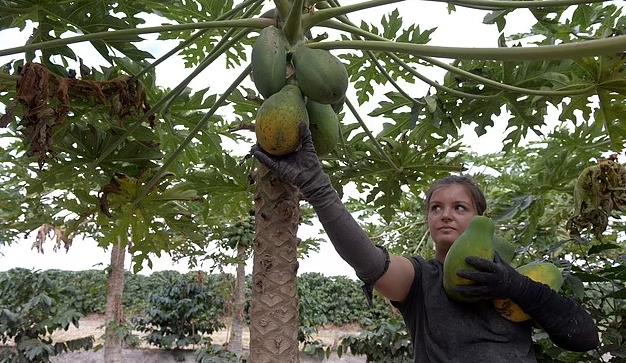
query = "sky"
xmin=0 ymin=1 xmax=619 ymax=278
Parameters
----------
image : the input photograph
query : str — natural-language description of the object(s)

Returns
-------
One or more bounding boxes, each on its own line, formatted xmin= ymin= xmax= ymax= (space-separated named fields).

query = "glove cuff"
xmin=360 ymin=245 xmax=391 ymax=308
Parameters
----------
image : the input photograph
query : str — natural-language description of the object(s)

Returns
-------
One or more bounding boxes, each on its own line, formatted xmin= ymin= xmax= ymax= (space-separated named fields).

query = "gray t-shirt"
xmin=390 ymin=256 xmax=537 ymax=363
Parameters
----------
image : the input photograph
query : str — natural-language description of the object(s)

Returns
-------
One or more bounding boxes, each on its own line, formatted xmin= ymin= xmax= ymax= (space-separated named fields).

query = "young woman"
xmin=251 ymin=125 xmax=599 ymax=362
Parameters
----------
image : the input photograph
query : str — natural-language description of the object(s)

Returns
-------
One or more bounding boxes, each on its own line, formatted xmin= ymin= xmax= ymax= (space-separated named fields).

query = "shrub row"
xmin=0 ymin=269 xmax=394 ymax=329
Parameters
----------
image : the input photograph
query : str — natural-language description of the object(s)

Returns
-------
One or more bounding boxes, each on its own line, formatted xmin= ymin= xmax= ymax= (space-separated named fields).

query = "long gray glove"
xmin=251 ymin=123 xmax=390 ymax=306
xmin=455 ymin=256 xmax=600 ymax=352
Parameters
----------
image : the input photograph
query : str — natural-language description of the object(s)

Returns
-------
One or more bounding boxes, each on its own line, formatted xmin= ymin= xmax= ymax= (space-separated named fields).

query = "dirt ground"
xmin=6 ymin=314 xmax=367 ymax=362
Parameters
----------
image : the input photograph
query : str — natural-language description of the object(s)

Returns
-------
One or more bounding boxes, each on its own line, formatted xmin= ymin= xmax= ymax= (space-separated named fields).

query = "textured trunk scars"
xmin=104 ymin=241 xmax=126 ymax=363
xmin=228 ymin=244 xmax=247 ymax=357
xmin=250 ymin=164 xmax=300 ymax=363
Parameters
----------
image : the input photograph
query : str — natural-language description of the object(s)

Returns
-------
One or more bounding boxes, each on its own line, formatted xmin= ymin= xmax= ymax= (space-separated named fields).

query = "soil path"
xmin=36 ymin=314 xmax=366 ymax=362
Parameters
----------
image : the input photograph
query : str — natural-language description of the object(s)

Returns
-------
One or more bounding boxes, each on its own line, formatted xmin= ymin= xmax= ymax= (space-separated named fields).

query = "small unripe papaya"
xmin=251 ymin=26 xmax=288 ymax=99
xmin=306 ymin=100 xmax=339 ymax=156
xmin=443 ymin=216 xmax=495 ymax=303
xmin=292 ymin=44 xmax=348 ymax=104
xmin=255 ymin=84 xmax=308 ymax=156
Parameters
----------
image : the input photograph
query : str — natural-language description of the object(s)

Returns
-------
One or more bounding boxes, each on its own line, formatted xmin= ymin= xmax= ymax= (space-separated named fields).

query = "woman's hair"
xmin=424 ymin=175 xmax=487 ymax=215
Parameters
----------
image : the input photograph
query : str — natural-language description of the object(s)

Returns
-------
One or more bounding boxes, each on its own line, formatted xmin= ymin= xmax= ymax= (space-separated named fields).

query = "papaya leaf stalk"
xmin=438 ymin=0 xmax=605 ymax=8
xmin=325 ymin=2 xmax=496 ymax=100
xmin=324 ymin=20 xmax=598 ymax=96
xmin=89 ymin=29 xmax=252 ymax=170
xmin=0 ymin=18 xmax=271 ymax=58
xmin=309 ymin=36 xmax=626 ymax=61
xmin=418 ymin=56 xmax=597 ymax=96
xmin=345 ymin=98 xmax=401 ymax=172
xmin=305 ymin=0 xmax=607 ymax=28
xmin=132 ymin=64 xmax=253 ymax=205
xmin=136 ymin=0 xmax=264 ymax=79
xmin=366 ymin=50 xmax=422 ymax=102
xmin=387 ymin=52 xmax=500 ymax=99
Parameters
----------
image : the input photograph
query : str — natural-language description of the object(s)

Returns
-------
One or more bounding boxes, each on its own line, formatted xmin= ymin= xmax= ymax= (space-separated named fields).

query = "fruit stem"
xmin=273 ymin=0 xmax=292 ymax=19
xmin=283 ymin=0 xmax=306 ymax=45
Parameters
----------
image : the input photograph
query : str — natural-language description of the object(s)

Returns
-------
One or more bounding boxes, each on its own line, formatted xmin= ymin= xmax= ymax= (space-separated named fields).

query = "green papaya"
xmin=306 ymin=100 xmax=339 ymax=155
xmin=255 ymin=84 xmax=308 ymax=156
xmin=443 ymin=216 xmax=495 ymax=302
xmin=493 ymin=235 xmax=516 ymax=264
xmin=251 ymin=26 xmax=287 ymax=99
xmin=292 ymin=44 xmax=348 ymax=104
xmin=494 ymin=262 xmax=563 ymax=322
xmin=259 ymin=8 xmax=278 ymax=20
xmin=331 ymin=93 xmax=346 ymax=113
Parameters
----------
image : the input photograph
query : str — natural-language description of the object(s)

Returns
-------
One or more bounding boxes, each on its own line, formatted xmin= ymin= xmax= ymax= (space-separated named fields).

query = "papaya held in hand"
xmin=493 ymin=262 xmax=564 ymax=322
xmin=443 ymin=215 xmax=495 ymax=302
xmin=255 ymin=84 xmax=308 ymax=156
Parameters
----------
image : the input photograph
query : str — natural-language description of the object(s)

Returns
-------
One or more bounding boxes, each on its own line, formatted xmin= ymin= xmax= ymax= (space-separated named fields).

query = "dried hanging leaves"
xmin=33 ymin=223 xmax=73 ymax=253
xmin=12 ymin=63 xmax=155 ymax=167
xmin=566 ymin=154 xmax=626 ymax=240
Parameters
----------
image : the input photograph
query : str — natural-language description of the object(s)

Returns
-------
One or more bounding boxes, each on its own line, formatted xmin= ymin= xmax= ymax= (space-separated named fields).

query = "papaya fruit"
xmin=292 ymin=44 xmax=348 ymax=104
xmin=443 ymin=216 xmax=496 ymax=302
xmin=493 ymin=262 xmax=563 ymax=322
xmin=493 ymin=235 xmax=516 ymax=264
xmin=255 ymin=84 xmax=308 ymax=156
xmin=259 ymin=8 xmax=278 ymax=20
xmin=251 ymin=26 xmax=287 ymax=99
xmin=306 ymin=100 xmax=339 ymax=155
xmin=331 ymin=93 xmax=346 ymax=113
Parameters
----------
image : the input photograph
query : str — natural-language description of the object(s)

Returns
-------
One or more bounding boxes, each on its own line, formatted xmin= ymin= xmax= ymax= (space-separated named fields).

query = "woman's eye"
xmin=456 ymin=205 xmax=467 ymax=212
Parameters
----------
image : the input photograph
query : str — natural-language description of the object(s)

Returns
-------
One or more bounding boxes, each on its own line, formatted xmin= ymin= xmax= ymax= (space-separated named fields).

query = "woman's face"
xmin=427 ymin=184 xmax=478 ymax=261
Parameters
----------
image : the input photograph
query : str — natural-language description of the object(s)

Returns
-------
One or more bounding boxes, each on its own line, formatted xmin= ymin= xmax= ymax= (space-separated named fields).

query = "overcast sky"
xmin=0 ymin=1 xmax=621 ymax=278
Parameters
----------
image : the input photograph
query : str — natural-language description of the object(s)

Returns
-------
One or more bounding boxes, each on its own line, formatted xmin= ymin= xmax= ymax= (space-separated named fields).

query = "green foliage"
xmin=337 ymin=317 xmax=413 ymax=363
xmin=298 ymin=273 xmax=392 ymax=331
xmin=194 ymin=345 xmax=241 ymax=363
xmin=132 ymin=271 xmax=227 ymax=350
xmin=0 ymin=269 xmax=93 ymax=363
xmin=339 ymin=9 xmax=435 ymax=104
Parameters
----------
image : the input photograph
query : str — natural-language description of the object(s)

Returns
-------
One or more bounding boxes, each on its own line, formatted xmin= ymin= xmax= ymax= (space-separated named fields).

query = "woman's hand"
xmin=452 ymin=254 xmax=527 ymax=300
xmin=454 ymin=254 xmax=599 ymax=351
xmin=250 ymin=123 xmax=334 ymax=207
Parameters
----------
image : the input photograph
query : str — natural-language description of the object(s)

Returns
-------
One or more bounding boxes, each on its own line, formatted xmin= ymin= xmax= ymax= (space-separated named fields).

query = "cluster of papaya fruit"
xmin=443 ymin=216 xmax=564 ymax=323
xmin=251 ymin=20 xmax=348 ymax=156
xmin=223 ymin=216 xmax=255 ymax=250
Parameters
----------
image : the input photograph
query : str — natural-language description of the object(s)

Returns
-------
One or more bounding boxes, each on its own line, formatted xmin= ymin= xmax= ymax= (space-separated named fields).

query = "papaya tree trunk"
xmin=104 ymin=239 xmax=126 ymax=363
xmin=227 ymin=244 xmax=247 ymax=356
xmin=250 ymin=164 xmax=300 ymax=362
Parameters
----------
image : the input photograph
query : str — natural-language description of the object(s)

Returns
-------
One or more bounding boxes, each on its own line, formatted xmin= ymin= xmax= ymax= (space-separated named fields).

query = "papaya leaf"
xmin=607 ymin=288 xmax=626 ymax=299
xmin=587 ymin=243 xmax=621 ymax=256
